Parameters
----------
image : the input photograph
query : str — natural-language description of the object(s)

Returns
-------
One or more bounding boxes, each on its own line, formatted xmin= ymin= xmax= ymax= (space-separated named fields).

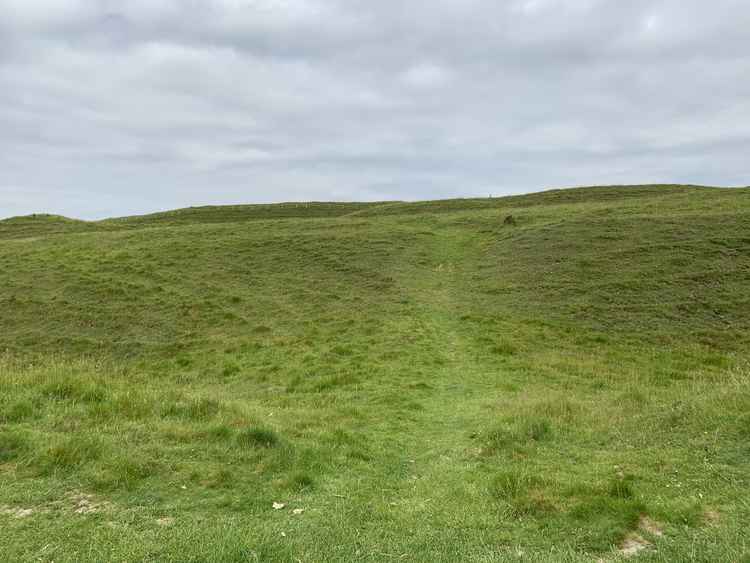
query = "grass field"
xmin=1 ymin=184 xmax=749 ymax=562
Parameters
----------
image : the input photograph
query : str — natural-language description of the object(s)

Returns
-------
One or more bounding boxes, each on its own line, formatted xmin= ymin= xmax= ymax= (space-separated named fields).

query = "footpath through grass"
xmin=1 ymin=185 xmax=749 ymax=562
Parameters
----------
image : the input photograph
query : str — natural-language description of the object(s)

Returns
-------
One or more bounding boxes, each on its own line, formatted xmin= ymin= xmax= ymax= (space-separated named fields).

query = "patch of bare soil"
xmin=614 ymin=515 xmax=665 ymax=559
xmin=638 ymin=515 xmax=664 ymax=537
xmin=0 ymin=506 xmax=34 ymax=519
xmin=2 ymin=492 xmax=113 ymax=519
xmin=71 ymin=493 xmax=111 ymax=515
xmin=703 ymin=509 xmax=720 ymax=526
xmin=619 ymin=534 xmax=651 ymax=558
xmin=156 ymin=517 xmax=175 ymax=527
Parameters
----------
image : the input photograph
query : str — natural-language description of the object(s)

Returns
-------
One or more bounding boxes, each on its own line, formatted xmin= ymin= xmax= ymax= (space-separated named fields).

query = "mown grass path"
xmin=346 ymin=224 xmax=516 ymax=558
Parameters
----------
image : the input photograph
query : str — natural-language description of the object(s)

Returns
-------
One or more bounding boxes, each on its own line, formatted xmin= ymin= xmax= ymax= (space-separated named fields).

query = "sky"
xmin=1 ymin=0 xmax=749 ymax=220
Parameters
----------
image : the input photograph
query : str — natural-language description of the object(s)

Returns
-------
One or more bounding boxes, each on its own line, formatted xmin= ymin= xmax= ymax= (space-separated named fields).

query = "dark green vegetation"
xmin=1 ymin=185 xmax=749 ymax=562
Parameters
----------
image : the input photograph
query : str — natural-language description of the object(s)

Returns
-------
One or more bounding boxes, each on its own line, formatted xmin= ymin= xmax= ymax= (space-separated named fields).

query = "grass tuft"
xmin=608 ymin=477 xmax=636 ymax=499
xmin=236 ymin=427 xmax=279 ymax=449
xmin=484 ymin=416 xmax=553 ymax=454
xmin=161 ymin=397 xmax=221 ymax=420
xmin=489 ymin=470 xmax=556 ymax=515
xmin=490 ymin=341 xmax=517 ymax=356
xmin=0 ymin=430 xmax=29 ymax=462
xmin=94 ymin=456 xmax=161 ymax=490
xmin=0 ymin=399 xmax=34 ymax=422
xmin=43 ymin=380 xmax=107 ymax=403
xmin=39 ymin=435 xmax=103 ymax=472
xmin=284 ymin=471 xmax=315 ymax=491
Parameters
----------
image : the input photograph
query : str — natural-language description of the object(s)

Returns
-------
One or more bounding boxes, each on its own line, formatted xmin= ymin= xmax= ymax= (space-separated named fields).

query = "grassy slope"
xmin=1 ymin=185 xmax=749 ymax=562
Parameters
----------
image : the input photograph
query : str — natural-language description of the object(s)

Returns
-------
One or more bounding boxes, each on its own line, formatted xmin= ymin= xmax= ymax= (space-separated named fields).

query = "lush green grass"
xmin=1 ymin=185 xmax=749 ymax=562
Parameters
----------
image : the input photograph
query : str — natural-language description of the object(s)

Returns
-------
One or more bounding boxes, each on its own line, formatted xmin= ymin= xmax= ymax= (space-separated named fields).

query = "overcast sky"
xmin=1 ymin=0 xmax=749 ymax=219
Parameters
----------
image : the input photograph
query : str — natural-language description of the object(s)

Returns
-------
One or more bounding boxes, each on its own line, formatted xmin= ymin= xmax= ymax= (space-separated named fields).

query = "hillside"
xmin=0 ymin=214 xmax=96 ymax=239
xmin=1 ymin=185 xmax=749 ymax=562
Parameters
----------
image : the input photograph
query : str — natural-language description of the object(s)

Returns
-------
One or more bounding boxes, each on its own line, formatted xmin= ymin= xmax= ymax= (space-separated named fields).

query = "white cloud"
xmin=400 ymin=62 xmax=452 ymax=89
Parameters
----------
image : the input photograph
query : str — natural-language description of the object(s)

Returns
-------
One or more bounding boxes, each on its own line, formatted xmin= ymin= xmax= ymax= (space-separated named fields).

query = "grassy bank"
xmin=1 ymin=185 xmax=749 ymax=561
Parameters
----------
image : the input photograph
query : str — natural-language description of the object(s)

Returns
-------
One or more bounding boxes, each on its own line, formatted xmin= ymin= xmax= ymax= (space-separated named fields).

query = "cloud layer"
xmin=1 ymin=0 xmax=748 ymax=219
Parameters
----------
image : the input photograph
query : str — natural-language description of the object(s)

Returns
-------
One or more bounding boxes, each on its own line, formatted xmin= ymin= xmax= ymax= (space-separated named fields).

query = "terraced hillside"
xmin=1 ymin=185 xmax=749 ymax=562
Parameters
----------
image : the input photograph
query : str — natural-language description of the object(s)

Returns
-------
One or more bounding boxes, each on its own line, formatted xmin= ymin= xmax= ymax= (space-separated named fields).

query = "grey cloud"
xmin=0 ymin=0 xmax=748 ymax=219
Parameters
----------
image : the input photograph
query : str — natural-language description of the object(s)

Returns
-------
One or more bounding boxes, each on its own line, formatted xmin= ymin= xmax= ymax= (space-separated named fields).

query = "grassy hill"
xmin=1 ymin=185 xmax=749 ymax=562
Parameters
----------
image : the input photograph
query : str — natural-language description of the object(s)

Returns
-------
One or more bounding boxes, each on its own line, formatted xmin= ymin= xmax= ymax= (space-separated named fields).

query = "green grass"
xmin=1 ymin=184 xmax=749 ymax=561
